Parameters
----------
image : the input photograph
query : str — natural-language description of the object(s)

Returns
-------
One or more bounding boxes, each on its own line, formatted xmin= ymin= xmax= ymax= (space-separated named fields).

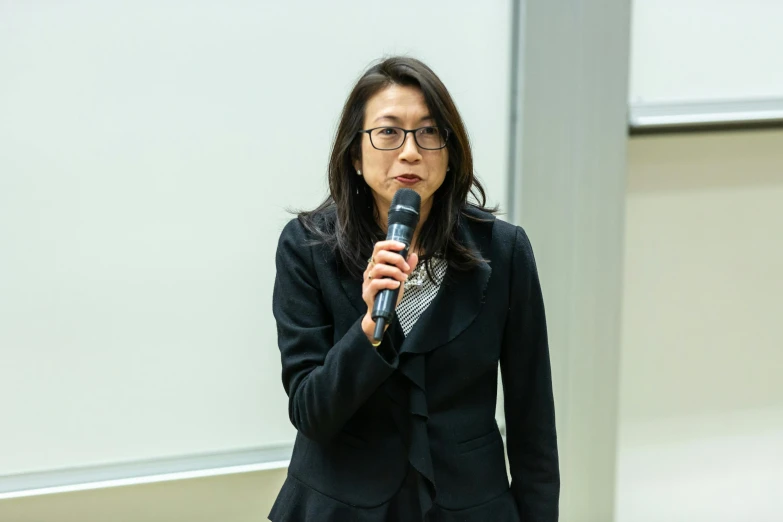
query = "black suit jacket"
xmin=269 ymin=207 xmax=559 ymax=522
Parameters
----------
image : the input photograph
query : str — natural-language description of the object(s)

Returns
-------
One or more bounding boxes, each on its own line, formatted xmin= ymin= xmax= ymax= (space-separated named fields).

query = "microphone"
xmin=371 ymin=188 xmax=421 ymax=343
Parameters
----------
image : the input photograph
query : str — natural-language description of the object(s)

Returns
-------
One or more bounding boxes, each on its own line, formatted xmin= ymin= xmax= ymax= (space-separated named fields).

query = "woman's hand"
xmin=361 ymin=240 xmax=419 ymax=345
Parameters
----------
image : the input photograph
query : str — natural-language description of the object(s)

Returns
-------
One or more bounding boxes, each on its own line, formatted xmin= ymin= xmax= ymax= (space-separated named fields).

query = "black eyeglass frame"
xmin=357 ymin=126 xmax=450 ymax=151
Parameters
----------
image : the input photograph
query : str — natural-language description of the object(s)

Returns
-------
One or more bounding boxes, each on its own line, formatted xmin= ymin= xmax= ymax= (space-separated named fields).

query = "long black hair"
xmin=299 ymin=56 xmax=496 ymax=279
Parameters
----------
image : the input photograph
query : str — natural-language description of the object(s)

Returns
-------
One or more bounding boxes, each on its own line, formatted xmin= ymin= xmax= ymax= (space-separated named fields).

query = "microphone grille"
xmin=388 ymin=188 xmax=421 ymax=228
xmin=390 ymin=188 xmax=421 ymax=211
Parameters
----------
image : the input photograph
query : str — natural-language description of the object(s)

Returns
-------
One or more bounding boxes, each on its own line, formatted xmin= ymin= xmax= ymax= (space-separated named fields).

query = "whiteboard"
xmin=630 ymin=0 xmax=783 ymax=103
xmin=629 ymin=0 xmax=783 ymax=127
xmin=0 ymin=1 xmax=512 ymax=480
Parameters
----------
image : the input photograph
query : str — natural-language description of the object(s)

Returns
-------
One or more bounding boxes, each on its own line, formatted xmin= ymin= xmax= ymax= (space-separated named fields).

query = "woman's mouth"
xmin=395 ymin=174 xmax=422 ymax=185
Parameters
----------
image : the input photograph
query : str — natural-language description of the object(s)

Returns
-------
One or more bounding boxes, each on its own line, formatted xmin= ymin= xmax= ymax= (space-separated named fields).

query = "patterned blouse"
xmin=395 ymin=257 xmax=448 ymax=336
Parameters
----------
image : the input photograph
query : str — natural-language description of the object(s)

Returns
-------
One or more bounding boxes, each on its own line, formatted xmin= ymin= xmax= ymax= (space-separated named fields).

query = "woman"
xmin=270 ymin=56 xmax=559 ymax=522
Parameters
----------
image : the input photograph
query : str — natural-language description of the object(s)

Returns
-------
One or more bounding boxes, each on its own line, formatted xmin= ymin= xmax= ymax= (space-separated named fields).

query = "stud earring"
xmin=447 ymin=167 xmax=450 ymax=172
xmin=356 ymin=169 xmax=363 ymax=176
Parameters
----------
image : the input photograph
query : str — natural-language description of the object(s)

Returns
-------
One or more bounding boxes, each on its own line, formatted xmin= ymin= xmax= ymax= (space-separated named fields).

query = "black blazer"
xmin=269 ymin=206 xmax=559 ymax=522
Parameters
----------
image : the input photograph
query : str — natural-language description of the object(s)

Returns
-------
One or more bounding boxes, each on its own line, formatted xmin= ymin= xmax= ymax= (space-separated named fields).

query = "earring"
xmin=357 ymin=169 xmax=363 ymax=176
xmin=447 ymin=167 xmax=450 ymax=172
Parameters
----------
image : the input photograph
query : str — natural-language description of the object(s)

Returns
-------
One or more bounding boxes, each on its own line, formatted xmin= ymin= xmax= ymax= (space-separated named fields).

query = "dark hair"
xmin=299 ymin=56 xmax=497 ymax=279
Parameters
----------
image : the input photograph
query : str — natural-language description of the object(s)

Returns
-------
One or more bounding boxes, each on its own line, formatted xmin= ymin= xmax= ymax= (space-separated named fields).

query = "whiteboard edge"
xmin=0 ymin=445 xmax=293 ymax=500
xmin=629 ymin=97 xmax=783 ymax=129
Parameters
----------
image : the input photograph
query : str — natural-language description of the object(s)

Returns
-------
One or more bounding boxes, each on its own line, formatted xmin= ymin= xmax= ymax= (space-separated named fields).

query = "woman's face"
xmin=354 ymin=84 xmax=449 ymax=222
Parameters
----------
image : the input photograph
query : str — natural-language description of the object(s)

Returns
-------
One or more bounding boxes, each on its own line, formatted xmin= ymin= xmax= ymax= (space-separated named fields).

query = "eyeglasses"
xmin=357 ymin=126 xmax=450 ymax=151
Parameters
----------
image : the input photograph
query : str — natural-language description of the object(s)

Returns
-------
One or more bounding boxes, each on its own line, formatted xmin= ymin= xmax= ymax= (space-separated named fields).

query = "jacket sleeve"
xmin=272 ymin=219 xmax=398 ymax=444
xmin=500 ymin=226 xmax=560 ymax=521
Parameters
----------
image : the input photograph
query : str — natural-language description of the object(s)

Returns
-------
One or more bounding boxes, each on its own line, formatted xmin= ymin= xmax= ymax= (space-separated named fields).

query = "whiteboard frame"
xmin=629 ymin=98 xmax=783 ymax=131
xmin=0 ymin=445 xmax=292 ymax=500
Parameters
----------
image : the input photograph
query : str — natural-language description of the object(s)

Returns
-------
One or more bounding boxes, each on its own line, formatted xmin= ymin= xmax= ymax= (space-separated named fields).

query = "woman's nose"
xmin=398 ymin=132 xmax=422 ymax=160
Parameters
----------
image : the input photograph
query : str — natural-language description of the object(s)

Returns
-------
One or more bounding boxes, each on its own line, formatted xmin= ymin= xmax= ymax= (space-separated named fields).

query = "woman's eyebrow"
xmin=373 ymin=114 xmax=435 ymax=124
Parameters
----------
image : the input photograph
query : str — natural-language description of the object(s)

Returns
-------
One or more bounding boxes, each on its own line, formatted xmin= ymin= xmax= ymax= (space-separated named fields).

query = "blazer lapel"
xmin=399 ymin=214 xmax=493 ymax=356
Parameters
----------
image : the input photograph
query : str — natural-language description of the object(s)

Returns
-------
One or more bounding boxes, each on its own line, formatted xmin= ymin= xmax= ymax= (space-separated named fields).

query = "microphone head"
xmin=388 ymin=189 xmax=421 ymax=229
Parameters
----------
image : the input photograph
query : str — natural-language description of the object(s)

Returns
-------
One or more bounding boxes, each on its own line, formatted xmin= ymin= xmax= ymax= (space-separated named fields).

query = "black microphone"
xmin=371 ymin=188 xmax=421 ymax=343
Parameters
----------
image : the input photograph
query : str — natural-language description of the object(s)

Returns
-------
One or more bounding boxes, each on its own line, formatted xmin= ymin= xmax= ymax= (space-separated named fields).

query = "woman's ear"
xmin=352 ymin=146 xmax=362 ymax=174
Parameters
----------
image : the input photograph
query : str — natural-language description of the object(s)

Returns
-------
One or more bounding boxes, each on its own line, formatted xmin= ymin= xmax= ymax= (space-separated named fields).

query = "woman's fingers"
xmin=406 ymin=252 xmax=419 ymax=274
xmin=372 ymin=278 xmax=401 ymax=292
xmin=372 ymin=240 xmax=406 ymax=256
xmin=373 ymin=249 xmax=410 ymax=274
xmin=372 ymin=241 xmax=410 ymax=272
xmin=362 ymin=240 xmax=420 ymax=311
xmin=369 ymin=263 xmax=408 ymax=282
xmin=362 ymin=278 xmax=401 ymax=306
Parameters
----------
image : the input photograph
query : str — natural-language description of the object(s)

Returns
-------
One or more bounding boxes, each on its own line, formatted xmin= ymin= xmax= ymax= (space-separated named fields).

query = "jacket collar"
xmin=339 ymin=209 xmax=494 ymax=356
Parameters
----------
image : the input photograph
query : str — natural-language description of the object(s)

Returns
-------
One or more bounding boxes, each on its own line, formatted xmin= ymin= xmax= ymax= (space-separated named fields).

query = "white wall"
xmin=0 ymin=0 xmax=511 ymax=481
xmin=616 ymin=129 xmax=783 ymax=521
